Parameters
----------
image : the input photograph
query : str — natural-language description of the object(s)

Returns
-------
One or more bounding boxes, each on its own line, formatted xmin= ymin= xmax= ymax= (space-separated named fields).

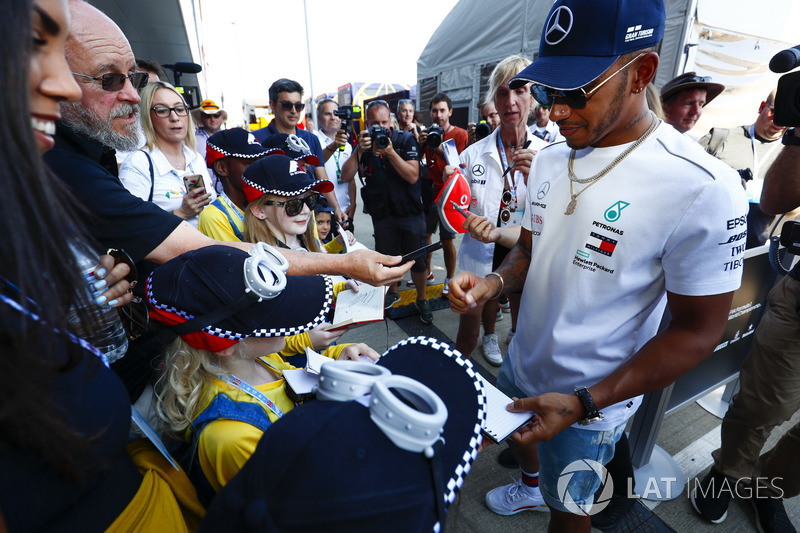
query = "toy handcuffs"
xmin=316 ymin=361 xmax=448 ymax=455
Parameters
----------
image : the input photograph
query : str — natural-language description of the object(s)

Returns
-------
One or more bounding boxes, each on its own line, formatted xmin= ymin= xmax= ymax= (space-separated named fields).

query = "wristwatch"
xmin=782 ymin=128 xmax=800 ymax=146
xmin=574 ymin=387 xmax=604 ymax=425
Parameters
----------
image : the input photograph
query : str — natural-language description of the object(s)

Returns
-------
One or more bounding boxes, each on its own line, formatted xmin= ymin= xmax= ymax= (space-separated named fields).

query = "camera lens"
xmin=475 ymin=121 xmax=491 ymax=141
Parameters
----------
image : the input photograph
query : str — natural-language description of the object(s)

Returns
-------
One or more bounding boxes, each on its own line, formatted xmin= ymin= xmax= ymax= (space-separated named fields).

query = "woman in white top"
xmin=119 ymin=81 xmax=215 ymax=227
xmin=456 ymin=55 xmax=543 ymax=366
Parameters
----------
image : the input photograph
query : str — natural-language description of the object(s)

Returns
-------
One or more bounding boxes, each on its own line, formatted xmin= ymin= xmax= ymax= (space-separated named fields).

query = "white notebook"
xmin=478 ymin=375 xmax=534 ymax=443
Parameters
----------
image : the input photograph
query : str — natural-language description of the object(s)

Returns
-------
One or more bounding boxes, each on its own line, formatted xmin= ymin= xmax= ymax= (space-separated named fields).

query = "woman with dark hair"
xmin=0 ymin=0 xmax=201 ymax=530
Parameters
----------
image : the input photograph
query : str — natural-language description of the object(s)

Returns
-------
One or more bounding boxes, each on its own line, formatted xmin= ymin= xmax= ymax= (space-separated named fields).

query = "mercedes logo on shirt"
xmin=472 ymin=164 xmax=485 ymax=176
xmin=545 ymin=6 xmax=573 ymax=45
xmin=538 ymin=181 xmax=551 ymax=200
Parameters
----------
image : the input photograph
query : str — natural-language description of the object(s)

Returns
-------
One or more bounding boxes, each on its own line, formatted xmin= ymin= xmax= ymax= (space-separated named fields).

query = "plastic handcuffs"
xmin=316 ymin=361 xmax=391 ymax=402
xmin=243 ymin=243 xmax=289 ymax=300
xmin=370 ymin=375 xmax=448 ymax=455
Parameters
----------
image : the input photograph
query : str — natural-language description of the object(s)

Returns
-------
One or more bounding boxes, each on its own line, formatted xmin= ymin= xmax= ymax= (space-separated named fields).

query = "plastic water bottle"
xmin=67 ymin=239 xmax=129 ymax=363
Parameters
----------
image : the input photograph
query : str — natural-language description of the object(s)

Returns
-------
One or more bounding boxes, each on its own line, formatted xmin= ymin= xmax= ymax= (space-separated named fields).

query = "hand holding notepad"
xmin=478 ymin=375 xmax=534 ymax=443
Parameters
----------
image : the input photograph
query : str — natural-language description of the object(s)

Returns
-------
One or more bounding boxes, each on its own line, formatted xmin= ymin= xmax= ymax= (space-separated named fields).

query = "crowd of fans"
xmin=3 ymin=0 xmax=799 ymax=531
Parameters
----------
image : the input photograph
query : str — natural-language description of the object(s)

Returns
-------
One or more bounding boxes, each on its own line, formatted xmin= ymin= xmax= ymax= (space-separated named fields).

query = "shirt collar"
xmin=54 ymin=122 xmax=119 ymax=177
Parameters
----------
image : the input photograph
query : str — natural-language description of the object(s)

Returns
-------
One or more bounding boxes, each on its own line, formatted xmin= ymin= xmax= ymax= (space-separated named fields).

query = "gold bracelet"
xmin=486 ymin=272 xmax=504 ymax=300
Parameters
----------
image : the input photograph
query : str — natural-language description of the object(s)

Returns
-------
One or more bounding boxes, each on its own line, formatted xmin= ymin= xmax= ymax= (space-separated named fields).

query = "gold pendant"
xmin=565 ymin=195 xmax=577 ymax=215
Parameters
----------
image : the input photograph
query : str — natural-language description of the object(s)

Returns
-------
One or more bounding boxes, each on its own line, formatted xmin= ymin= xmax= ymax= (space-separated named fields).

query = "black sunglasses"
xmin=264 ymin=193 xmax=319 ymax=217
xmin=280 ymin=101 xmax=305 ymax=112
xmin=72 ymin=71 xmax=149 ymax=92
xmin=366 ymin=99 xmax=389 ymax=111
xmin=203 ymin=112 xmax=222 ymax=119
xmin=531 ymin=52 xmax=645 ymax=110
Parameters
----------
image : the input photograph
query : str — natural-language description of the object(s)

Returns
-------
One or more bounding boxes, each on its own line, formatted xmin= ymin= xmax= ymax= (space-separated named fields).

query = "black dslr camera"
xmin=475 ymin=120 xmax=492 ymax=141
xmin=369 ymin=125 xmax=391 ymax=150
xmin=333 ymin=105 xmax=361 ymax=135
xmin=770 ymin=45 xmax=800 ymax=126
xmin=426 ymin=125 xmax=444 ymax=149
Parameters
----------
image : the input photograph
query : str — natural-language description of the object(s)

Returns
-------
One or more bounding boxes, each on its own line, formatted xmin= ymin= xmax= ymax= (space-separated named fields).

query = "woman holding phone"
xmin=119 ymin=81 xmax=215 ymax=227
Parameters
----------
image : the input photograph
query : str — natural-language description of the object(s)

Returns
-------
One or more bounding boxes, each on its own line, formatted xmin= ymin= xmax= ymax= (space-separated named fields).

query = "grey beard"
xmin=60 ymin=101 xmax=143 ymax=152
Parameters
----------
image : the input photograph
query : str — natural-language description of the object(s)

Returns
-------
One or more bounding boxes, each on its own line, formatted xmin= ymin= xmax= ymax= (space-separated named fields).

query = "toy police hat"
xmin=206 ymin=127 xmax=282 ymax=168
xmin=146 ymin=245 xmax=333 ymax=351
xmin=242 ymin=154 xmax=334 ymax=204
xmin=261 ymin=132 xmax=321 ymax=167
xmin=199 ymin=336 xmax=485 ymax=533
xmin=510 ymin=0 xmax=666 ymax=90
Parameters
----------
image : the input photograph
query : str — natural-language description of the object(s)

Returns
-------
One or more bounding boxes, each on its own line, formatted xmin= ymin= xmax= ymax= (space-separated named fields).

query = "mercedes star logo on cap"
xmin=545 ymin=5 xmax=573 ymax=45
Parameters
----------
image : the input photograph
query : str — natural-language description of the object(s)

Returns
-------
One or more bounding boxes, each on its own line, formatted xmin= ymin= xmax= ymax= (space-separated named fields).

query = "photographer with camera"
xmin=467 ymin=100 xmax=501 ymax=146
xmin=315 ymin=98 xmax=356 ymax=231
xmin=419 ymin=93 xmax=468 ymax=293
xmin=340 ymin=100 xmax=434 ymax=324
xmin=691 ymin=127 xmax=800 ymax=532
xmin=699 ymin=89 xmax=794 ymax=248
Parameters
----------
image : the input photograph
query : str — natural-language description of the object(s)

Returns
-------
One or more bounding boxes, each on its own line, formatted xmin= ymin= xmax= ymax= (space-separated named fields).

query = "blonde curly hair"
xmin=154 ymin=337 xmax=222 ymax=439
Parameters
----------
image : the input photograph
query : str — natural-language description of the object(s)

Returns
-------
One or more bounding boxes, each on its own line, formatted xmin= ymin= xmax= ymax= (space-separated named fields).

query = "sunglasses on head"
xmin=530 ymin=52 xmax=646 ymax=109
xmin=72 ymin=71 xmax=149 ymax=92
xmin=280 ymin=101 xmax=305 ymax=112
xmin=151 ymin=105 xmax=190 ymax=118
xmin=264 ymin=193 xmax=320 ymax=216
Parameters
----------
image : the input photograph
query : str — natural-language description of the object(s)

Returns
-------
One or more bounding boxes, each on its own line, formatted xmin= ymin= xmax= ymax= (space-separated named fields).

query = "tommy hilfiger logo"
xmin=586 ymin=232 xmax=617 ymax=256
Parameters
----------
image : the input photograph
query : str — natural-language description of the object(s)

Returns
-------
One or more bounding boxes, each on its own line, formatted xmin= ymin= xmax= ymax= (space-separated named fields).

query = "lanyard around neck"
xmin=217 ymin=359 xmax=286 ymax=419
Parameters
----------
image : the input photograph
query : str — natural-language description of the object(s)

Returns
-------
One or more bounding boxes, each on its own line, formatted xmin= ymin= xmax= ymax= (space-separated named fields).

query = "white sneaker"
xmin=501 ymin=299 xmax=511 ymax=313
xmin=506 ymin=329 xmax=515 ymax=344
xmin=486 ymin=478 xmax=549 ymax=516
xmin=408 ymin=272 xmax=435 ymax=287
xmin=442 ymin=277 xmax=452 ymax=296
xmin=482 ymin=334 xmax=502 ymax=366
xmin=496 ymin=308 xmax=503 ymax=320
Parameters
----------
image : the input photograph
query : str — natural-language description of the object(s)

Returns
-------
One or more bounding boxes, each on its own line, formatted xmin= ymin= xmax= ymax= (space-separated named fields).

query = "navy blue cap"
xmin=206 ymin=127 xmax=282 ymax=168
xmin=510 ymin=0 xmax=666 ymax=90
xmin=199 ymin=337 xmax=485 ymax=533
xmin=242 ymin=154 xmax=334 ymax=204
xmin=146 ymin=245 xmax=333 ymax=344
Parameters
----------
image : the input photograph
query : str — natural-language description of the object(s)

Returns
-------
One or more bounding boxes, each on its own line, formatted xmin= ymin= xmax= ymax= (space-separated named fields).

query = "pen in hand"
xmin=450 ymin=200 xmax=469 ymax=219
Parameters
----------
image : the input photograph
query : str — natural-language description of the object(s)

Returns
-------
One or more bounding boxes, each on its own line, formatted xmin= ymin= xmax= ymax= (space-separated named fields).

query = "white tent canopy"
xmin=416 ymin=0 xmax=800 ymax=134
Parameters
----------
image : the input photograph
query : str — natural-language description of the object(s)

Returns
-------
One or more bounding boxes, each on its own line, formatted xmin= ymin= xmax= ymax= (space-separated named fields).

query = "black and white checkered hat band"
xmin=242 ymin=177 xmax=318 ymax=199
xmin=385 ymin=336 xmax=485 ymax=509
xmin=146 ymin=274 xmax=333 ymax=339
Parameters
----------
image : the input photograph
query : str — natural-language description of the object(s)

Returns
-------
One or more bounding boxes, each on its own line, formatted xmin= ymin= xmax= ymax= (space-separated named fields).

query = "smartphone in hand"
xmin=400 ymin=241 xmax=444 ymax=264
xmin=183 ymin=174 xmax=205 ymax=193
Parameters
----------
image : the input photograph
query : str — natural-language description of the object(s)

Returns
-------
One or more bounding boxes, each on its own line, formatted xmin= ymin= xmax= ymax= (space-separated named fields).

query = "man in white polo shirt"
xmin=448 ymin=0 xmax=748 ymax=530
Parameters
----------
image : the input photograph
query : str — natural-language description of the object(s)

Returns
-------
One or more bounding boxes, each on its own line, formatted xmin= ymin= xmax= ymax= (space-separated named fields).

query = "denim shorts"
xmin=497 ymin=356 xmax=625 ymax=514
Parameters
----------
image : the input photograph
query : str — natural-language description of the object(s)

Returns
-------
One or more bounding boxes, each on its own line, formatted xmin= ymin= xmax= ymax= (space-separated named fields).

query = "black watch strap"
xmin=782 ymin=129 xmax=800 ymax=146
xmin=574 ymin=387 xmax=604 ymax=425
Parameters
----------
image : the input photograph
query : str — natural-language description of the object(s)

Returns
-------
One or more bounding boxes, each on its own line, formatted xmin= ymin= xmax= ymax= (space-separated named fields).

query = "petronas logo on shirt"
xmin=604 ymin=201 xmax=630 ymax=223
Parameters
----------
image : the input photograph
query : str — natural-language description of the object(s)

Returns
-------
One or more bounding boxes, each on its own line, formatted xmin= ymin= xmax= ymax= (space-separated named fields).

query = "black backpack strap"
xmin=140 ymin=150 xmax=155 ymax=202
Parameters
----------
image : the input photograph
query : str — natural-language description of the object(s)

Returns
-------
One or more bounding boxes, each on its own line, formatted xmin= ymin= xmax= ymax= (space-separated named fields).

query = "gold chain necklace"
xmin=564 ymin=113 xmax=658 ymax=215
